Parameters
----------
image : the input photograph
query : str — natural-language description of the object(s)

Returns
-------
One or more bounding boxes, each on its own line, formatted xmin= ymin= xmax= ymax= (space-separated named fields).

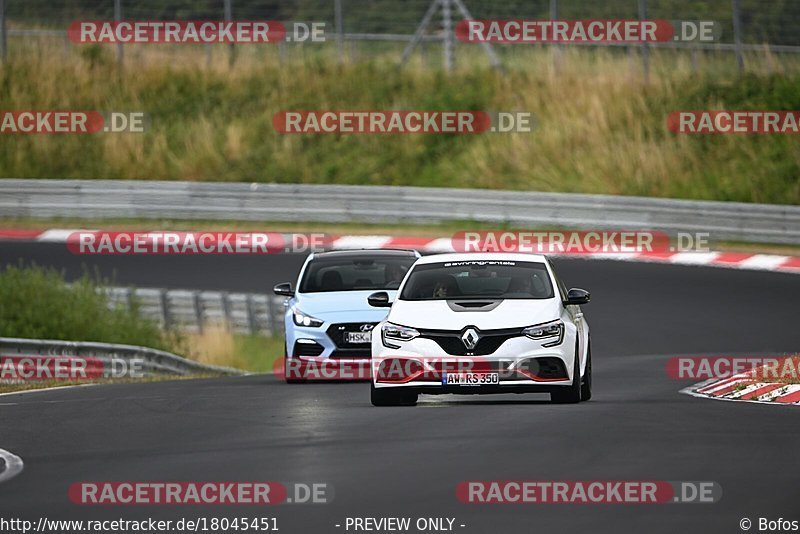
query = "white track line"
xmin=0 ymin=448 xmax=24 ymax=484
xmin=0 ymin=383 xmax=97 ymax=399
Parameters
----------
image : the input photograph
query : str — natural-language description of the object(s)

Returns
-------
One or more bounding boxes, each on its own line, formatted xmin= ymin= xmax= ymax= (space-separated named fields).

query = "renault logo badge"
xmin=461 ymin=328 xmax=480 ymax=350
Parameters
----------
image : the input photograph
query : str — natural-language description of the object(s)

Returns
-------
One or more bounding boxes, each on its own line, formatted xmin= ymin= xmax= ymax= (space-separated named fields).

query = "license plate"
xmin=444 ymin=372 xmax=500 ymax=385
xmin=345 ymin=331 xmax=372 ymax=344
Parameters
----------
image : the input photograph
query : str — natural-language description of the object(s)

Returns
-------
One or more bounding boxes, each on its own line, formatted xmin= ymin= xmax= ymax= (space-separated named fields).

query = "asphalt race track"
xmin=1 ymin=241 xmax=799 ymax=534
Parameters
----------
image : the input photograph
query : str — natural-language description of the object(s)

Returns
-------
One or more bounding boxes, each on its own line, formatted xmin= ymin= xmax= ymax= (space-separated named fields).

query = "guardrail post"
xmin=267 ymin=296 xmax=282 ymax=336
xmin=221 ymin=292 xmax=233 ymax=331
xmin=245 ymin=294 xmax=257 ymax=335
xmin=126 ymin=287 xmax=135 ymax=311
xmin=159 ymin=289 xmax=171 ymax=329
xmin=193 ymin=291 xmax=204 ymax=334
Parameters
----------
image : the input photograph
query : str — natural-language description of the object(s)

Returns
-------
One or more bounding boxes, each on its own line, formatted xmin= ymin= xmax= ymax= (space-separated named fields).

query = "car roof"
xmin=310 ymin=248 xmax=419 ymax=259
xmin=414 ymin=252 xmax=549 ymax=264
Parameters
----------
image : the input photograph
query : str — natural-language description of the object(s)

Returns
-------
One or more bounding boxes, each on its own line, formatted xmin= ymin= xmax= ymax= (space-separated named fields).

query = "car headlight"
xmin=292 ymin=307 xmax=324 ymax=327
xmin=381 ymin=322 xmax=420 ymax=349
xmin=523 ymin=319 xmax=564 ymax=347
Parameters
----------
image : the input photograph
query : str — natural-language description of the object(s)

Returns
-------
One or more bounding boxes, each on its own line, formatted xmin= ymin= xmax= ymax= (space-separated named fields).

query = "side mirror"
xmin=273 ymin=282 xmax=295 ymax=297
xmin=564 ymin=288 xmax=590 ymax=305
xmin=368 ymin=291 xmax=392 ymax=308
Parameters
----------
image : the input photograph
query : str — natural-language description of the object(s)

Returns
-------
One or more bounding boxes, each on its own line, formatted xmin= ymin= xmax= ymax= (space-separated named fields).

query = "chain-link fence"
xmin=1 ymin=0 xmax=798 ymax=72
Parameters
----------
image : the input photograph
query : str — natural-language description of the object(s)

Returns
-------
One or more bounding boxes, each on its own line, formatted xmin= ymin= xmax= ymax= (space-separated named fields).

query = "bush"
xmin=0 ymin=264 xmax=182 ymax=352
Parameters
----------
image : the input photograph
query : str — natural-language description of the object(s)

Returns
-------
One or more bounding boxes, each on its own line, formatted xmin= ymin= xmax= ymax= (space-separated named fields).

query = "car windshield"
xmin=300 ymin=256 xmax=415 ymax=293
xmin=399 ymin=260 xmax=554 ymax=300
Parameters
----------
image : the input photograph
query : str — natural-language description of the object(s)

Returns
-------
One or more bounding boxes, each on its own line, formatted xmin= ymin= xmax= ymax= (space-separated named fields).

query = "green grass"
xmin=0 ymin=43 xmax=798 ymax=204
xmin=232 ymin=334 xmax=284 ymax=373
xmin=0 ymin=265 xmax=282 ymax=393
xmin=0 ymin=263 xmax=182 ymax=351
xmin=181 ymin=323 xmax=282 ymax=373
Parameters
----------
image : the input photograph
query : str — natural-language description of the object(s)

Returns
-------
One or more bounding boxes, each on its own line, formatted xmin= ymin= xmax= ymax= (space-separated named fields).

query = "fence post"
xmin=334 ymin=0 xmax=344 ymax=63
xmin=114 ymin=0 xmax=123 ymax=67
xmin=0 ymin=0 xmax=6 ymax=63
xmin=400 ymin=0 xmax=441 ymax=67
xmin=638 ymin=0 xmax=649 ymax=83
xmin=442 ymin=0 xmax=454 ymax=71
xmin=224 ymin=0 xmax=235 ymax=66
xmin=550 ymin=0 xmax=560 ymax=74
xmin=732 ymin=0 xmax=744 ymax=76
xmin=451 ymin=0 xmax=501 ymax=71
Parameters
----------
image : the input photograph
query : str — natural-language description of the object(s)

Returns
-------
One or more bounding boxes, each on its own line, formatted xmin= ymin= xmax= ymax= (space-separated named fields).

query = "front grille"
xmin=428 ymin=360 xmax=510 ymax=373
xmin=330 ymin=348 xmax=372 ymax=359
xmin=326 ymin=322 xmax=378 ymax=350
xmin=417 ymin=326 xmax=523 ymax=356
xmin=292 ymin=341 xmax=324 ymax=357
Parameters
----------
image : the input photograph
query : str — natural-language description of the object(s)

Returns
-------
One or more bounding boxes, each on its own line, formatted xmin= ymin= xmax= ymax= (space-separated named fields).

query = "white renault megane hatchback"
xmin=368 ymin=253 xmax=591 ymax=406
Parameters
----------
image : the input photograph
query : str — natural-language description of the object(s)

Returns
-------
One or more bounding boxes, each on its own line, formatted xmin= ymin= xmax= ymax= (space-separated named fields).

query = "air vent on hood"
xmin=447 ymin=300 xmax=502 ymax=312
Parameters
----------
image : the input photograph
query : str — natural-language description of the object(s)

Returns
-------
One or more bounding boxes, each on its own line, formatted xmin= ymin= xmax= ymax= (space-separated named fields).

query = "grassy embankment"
xmin=0 ymin=40 xmax=797 ymax=204
xmin=0 ymin=265 xmax=280 ymax=392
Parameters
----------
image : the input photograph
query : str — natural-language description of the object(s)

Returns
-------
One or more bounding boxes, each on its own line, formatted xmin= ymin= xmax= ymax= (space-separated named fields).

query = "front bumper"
xmin=371 ymin=331 xmax=576 ymax=392
xmin=285 ymin=321 xmax=377 ymax=381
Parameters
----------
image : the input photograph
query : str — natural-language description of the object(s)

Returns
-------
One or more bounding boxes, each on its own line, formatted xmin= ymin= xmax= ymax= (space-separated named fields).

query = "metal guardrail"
xmin=0 ymin=287 xmax=280 ymax=381
xmin=0 ymin=337 xmax=243 ymax=376
xmin=102 ymin=286 xmax=286 ymax=336
xmin=1 ymin=179 xmax=799 ymax=244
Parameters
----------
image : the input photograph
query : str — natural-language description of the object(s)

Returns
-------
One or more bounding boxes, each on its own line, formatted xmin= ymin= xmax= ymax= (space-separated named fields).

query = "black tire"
xmin=581 ymin=343 xmax=592 ymax=401
xmin=370 ymin=382 xmax=418 ymax=406
xmin=283 ymin=342 xmax=306 ymax=384
xmin=551 ymin=345 xmax=582 ymax=404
